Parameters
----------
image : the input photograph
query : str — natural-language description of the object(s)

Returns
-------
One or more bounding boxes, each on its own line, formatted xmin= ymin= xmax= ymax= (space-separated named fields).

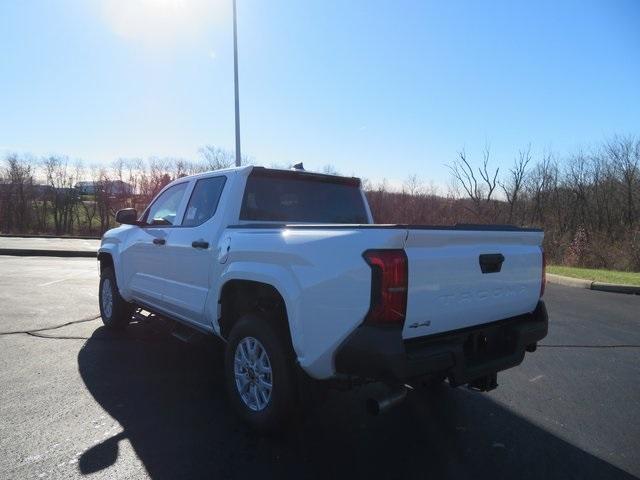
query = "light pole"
xmin=232 ymin=0 xmax=241 ymax=167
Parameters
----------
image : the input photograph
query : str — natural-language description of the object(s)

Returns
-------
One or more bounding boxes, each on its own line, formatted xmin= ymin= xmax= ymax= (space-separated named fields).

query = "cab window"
xmin=143 ymin=182 xmax=188 ymax=226
xmin=182 ymin=176 xmax=227 ymax=227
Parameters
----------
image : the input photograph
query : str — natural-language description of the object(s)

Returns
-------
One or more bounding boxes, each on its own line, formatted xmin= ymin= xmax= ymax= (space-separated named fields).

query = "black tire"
xmin=99 ymin=266 xmax=134 ymax=330
xmin=224 ymin=313 xmax=298 ymax=431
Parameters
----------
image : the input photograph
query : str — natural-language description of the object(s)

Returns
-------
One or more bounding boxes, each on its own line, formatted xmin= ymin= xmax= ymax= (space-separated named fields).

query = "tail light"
xmin=363 ymin=249 xmax=408 ymax=326
xmin=540 ymin=247 xmax=546 ymax=298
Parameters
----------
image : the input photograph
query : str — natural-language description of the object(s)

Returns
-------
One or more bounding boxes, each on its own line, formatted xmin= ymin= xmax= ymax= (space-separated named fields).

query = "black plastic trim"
xmin=227 ymin=223 xmax=543 ymax=232
xmin=334 ymin=301 xmax=549 ymax=384
xmin=250 ymin=166 xmax=361 ymax=187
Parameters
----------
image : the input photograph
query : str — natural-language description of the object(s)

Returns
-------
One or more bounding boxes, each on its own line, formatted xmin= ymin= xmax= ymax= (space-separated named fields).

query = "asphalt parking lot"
xmin=0 ymin=256 xmax=639 ymax=479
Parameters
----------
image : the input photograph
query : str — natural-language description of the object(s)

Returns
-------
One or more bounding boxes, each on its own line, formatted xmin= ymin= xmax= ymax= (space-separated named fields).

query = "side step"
xmin=132 ymin=308 xmax=204 ymax=344
xmin=170 ymin=322 xmax=206 ymax=343
xmin=171 ymin=324 xmax=197 ymax=343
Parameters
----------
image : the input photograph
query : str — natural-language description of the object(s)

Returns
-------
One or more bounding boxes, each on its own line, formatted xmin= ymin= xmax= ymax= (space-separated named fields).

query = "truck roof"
xmin=174 ymin=165 xmax=362 ymax=186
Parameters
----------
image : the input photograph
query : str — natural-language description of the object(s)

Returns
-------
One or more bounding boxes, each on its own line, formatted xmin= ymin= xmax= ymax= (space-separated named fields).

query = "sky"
xmin=1 ymin=0 xmax=639 ymax=188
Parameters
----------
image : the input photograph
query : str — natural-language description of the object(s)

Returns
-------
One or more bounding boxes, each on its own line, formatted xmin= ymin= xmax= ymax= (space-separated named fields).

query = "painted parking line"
xmin=38 ymin=271 xmax=95 ymax=287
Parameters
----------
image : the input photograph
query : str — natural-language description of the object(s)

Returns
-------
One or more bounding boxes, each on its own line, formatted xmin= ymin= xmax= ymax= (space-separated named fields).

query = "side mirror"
xmin=115 ymin=208 xmax=138 ymax=225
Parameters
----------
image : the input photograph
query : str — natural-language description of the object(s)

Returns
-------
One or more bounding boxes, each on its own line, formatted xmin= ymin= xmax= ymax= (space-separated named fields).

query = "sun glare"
xmin=101 ymin=0 xmax=227 ymax=46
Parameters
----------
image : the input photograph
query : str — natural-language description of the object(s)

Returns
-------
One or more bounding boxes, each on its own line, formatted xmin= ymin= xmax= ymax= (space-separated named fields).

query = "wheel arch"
xmin=97 ymin=251 xmax=114 ymax=272
xmin=218 ymin=277 xmax=298 ymax=360
xmin=97 ymin=247 xmax=129 ymax=300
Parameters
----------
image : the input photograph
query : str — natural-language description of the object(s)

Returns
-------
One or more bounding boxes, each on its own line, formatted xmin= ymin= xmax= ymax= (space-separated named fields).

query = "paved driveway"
xmin=0 ymin=256 xmax=638 ymax=479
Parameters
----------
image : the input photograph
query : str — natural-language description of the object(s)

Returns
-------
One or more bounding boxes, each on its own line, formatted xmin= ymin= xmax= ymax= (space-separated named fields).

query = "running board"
xmin=171 ymin=326 xmax=198 ymax=343
xmin=131 ymin=306 xmax=208 ymax=343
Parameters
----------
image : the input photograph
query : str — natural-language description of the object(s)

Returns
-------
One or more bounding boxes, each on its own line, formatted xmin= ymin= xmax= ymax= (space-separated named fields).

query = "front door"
xmin=121 ymin=181 xmax=190 ymax=311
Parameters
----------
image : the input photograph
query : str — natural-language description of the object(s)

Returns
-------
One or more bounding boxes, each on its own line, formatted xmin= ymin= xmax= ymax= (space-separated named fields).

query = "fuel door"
xmin=218 ymin=236 xmax=231 ymax=264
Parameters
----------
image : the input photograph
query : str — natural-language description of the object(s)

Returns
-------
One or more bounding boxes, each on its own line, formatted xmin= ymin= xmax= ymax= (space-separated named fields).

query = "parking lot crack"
xmin=0 ymin=314 xmax=100 ymax=339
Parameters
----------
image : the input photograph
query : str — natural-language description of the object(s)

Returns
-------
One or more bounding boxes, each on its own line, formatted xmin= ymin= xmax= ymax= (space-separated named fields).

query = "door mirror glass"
xmin=115 ymin=208 xmax=138 ymax=225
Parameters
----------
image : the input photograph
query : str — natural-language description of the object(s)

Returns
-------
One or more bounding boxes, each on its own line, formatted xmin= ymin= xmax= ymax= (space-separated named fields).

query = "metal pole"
xmin=232 ymin=0 xmax=241 ymax=167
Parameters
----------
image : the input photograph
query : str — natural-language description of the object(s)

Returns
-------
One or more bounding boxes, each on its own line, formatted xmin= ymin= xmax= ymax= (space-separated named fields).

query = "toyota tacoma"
xmin=98 ymin=166 xmax=548 ymax=430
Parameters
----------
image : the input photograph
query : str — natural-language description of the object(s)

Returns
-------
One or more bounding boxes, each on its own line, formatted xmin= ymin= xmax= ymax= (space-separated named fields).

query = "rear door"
xmin=160 ymin=174 xmax=228 ymax=327
xmin=402 ymin=228 xmax=544 ymax=339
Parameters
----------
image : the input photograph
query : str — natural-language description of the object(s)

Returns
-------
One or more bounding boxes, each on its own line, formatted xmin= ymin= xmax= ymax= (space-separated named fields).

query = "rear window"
xmin=240 ymin=170 xmax=369 ymax=223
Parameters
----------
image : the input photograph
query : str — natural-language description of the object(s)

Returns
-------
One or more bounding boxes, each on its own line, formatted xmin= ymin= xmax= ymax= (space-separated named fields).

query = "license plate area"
xmin=462 ymin=324 xmax=515 ymax=368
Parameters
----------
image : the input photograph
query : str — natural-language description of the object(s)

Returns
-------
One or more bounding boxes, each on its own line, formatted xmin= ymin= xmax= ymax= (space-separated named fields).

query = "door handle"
xmin=192 ymin=240 xmax=209 ymax=249
xmin=153 ymin=238 xmax=166 ymax=245
xmin=479 ymin=253 xmax=505 ymax=273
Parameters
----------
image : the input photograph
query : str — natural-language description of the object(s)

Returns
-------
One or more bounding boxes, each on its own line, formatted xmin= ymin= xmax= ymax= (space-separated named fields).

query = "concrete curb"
xmin=0 ymin=249 xmax=97 ymax=258
xmin=0 ymin=233 xmax=100 ymax=240
xmin=546 ymin=274 xmax=592 ymax=289
xmin=547 ymin=273 xmax=640 ymax=295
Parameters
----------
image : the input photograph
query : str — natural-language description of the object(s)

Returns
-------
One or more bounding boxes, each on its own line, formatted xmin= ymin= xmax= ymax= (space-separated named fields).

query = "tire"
xmin=99 ymin=266 xmax=134 ymax=330
xmin=224 ymin=313 xmax=298 ymax=431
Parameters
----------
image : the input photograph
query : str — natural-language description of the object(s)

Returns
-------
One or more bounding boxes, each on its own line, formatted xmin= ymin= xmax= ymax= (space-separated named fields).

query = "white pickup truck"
xmin=98 ymin=165 xmax=548 ymax=430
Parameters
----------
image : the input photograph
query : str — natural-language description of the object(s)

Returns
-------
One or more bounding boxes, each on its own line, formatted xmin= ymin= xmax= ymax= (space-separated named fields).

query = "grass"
xmin=547 ymin=265 xmax=640 ymax=286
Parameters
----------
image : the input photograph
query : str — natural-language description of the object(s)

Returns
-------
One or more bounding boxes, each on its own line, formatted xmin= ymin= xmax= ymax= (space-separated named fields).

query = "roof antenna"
xmin=292 ymin=162 xmax=305 ymax=171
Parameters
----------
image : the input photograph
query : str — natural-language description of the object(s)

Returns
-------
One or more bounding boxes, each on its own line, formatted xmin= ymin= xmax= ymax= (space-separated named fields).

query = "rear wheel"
xmin=99 ymin=266 xmax=133 ymax=330
xmin=224 ymin=314 xmax=297 ymax=431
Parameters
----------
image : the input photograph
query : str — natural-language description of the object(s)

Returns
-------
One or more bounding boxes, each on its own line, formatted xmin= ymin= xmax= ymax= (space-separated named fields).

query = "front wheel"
xmin=99 ymin=266 xmax=133 ymax=330
xmin=224 ymin=314 xmax=298 ymax=431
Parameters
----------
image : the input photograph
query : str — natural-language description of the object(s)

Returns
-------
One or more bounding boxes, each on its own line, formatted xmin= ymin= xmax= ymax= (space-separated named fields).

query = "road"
xmin=0 ymin=256 xmax=638 ymax=479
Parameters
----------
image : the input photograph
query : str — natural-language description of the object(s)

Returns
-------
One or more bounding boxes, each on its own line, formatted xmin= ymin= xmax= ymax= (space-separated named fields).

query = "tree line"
xmin=1 ymin=136 xmax=638 ymax=271
xmin=0 ymin=146 xmax=238 ymax=236
xmin=368 ymin=135 xmax=639 ymax=271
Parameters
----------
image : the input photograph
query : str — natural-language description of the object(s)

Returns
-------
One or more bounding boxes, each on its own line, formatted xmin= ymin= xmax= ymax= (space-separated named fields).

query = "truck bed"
xmin=226 ymin=222 xmax=544 ymax=341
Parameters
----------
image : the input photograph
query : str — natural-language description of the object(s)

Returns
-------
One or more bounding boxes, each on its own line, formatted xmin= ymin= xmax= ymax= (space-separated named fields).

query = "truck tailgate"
xmin=403 ymin=228 xmax=544 ymax=339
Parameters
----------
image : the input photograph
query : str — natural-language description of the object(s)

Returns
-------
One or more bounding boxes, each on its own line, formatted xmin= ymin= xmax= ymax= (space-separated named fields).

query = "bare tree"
xmin=447 ymin=145 xmax=499 ymax=220
xmin=500 ymin=145 xmax=531 ymax=223
xmin=43 ymin=156 xmax=79 ymax=235
xmin=1 ymin=154 xmax=35 ymax=232
xmin=95 ymin=167 xmax=114 ymax=233
xmin=606 ymin=135 xmax=639 ymax=227
xmin=147 ymin=157 xmax=172 ymax=198
xmin=199 ymin=146 xmax=236 ymax=170
xmin=79 ymin=166 xmax=100 ymax=234
xmin=322 ymin=165 xmax=340 ymax=176
xmin=403 ymin=174 xmax=424 ymax=197
xmin=564 ymin=150 xmax=591 ymax=232
xmin=525 ymin=151 xmax=558 ymax=225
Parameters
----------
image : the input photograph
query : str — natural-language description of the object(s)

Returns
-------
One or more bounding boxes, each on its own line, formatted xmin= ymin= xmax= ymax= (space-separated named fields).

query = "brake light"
xmin=540 ymin=247 xmax=546 ymax=298
xmin=363 ymin=249 xmax=408 ymax=326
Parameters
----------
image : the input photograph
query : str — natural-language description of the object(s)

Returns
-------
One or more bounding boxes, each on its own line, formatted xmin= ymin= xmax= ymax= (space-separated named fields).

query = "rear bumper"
xmin=334 ymin=301 xmax=548 ymax=385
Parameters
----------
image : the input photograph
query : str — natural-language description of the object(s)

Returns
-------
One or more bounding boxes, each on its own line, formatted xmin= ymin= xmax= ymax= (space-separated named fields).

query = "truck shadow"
xmin=78 ymin=321 xmax=634 ymax=480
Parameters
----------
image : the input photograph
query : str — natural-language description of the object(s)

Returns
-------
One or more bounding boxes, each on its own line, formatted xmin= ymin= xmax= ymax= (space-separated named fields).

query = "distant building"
xmin=32 ymin=184 xmax=54 ymax=197
xmin=0 ymin=181 xmax=53 ymax=197
xmin=75 ymin=180 xmax=134 ymax=196
xmin=74 ymin=181 xmax=97 ymax=195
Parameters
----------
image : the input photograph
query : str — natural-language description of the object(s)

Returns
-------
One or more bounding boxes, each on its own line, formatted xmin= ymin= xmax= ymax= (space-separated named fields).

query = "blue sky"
xmin=1 ymin=0 xmax=638 ymax=187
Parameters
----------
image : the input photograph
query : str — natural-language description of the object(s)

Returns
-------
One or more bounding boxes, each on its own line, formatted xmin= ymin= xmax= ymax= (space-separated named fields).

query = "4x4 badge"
xmin=408 ymin=321 xmax=431 ymax=329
